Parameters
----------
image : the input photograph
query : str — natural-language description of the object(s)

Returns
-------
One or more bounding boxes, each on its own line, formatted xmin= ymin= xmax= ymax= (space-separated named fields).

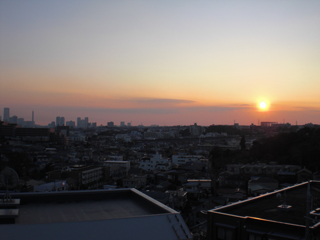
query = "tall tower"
xmin=3 ymin=108 xmax=9 ymax=122
xmin=32 ymin=110 xmax=34 ymax=122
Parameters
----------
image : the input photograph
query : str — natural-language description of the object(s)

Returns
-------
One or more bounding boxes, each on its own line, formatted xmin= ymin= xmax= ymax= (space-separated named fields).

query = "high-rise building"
xmin=76 ymin=117 xmax=89 ymax=128
xmin=48 ymin=121 xmax=55 ymax=128
xmin=9 ymin=115 xmax=18 ymax=124
xmin=32 ymin=111 xmax=34 ymax=122
xmin=56 ymin=116 xmax=61 ymax=126
xmin=84 ymin=117 xmax=89 ymax=128
xmin=77 ymin=117 xmax=81 ymax=128
xmin=107 ymin=121 xmax=114 ymax=127
xmin=17 ymin=118 xmax=24 ymax=126
xmin=120 ymin=121 xmax=125 ymax=127
xmin=66 ymin=120 xmax=76 ymax=127
xmin=3 ymin=108 xmax=9 ymax=122
xmin=60 ymin=117 xmax=65 ymax=126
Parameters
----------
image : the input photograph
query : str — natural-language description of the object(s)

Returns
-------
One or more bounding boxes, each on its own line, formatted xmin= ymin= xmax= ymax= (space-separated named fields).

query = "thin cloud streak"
xmin=133 ymin=98 xmax=196 ymax=104
xmin=186 ymin=104 xmax=253 ymax=112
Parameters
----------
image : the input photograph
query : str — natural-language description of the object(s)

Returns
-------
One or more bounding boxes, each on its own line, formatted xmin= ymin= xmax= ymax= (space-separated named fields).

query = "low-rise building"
xmin=122 ymin=176 xmax=146 ymax=189
xmin=171 ymin=154 xmax=204 ymax=165
xmin=248 ymin=176 xmax=279 ymax=196
xmin=103 ymin=161 xmax=130 ymax=174
xmin=139 ymin=154 xmax=170 ymax=171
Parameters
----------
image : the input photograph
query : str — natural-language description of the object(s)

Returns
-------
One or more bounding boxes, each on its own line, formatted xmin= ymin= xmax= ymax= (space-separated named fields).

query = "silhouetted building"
xmin=261 ymin=121 xmax=278 ymax=127
xmin=48 ymin=121 xmax=55 ymax=128
xmin=3 ymin=107 xmax=9 ymax=122
xmin=77 ymin=117 xmax=88 ymax=128
xmin=17 ymin=118 xmax=24 ymax=126
xmin=66 ymin=120 xmax=76 ymax=127
xmin=56 ymin=116 xmax=60 ymax=126
xmin=9 ymin=115 xmax=18 ymax=124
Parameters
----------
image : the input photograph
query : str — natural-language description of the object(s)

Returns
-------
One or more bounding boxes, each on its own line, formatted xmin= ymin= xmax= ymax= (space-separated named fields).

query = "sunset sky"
xmin=1 ymin=1 xmax=320 ymax=126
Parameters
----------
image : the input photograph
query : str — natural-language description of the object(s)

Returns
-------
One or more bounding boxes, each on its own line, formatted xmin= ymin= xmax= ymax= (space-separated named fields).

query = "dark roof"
xmin=2 ymin=189 xmax=172 ymax=224
xmin=210 ymin=181 xmax=320 ymax=226
xmin=249 ymin=177 xmax=278 ymax=184
xmin=225 ymin=174 xmax=248 ymax=181
xmin=0 ymin=189 xmax=192 ymax=240
xmin=128 ymin=167 xmax=146 ymax=175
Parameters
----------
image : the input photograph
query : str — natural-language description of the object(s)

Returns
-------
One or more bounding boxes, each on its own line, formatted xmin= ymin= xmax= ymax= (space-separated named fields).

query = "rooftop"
xmin=211 ymin=181 xmax=320 ymax=226
xmin=0 ymin=189 xmax=192 ymax=240
xmin=5 ymin=189 xmax=171 ymax=224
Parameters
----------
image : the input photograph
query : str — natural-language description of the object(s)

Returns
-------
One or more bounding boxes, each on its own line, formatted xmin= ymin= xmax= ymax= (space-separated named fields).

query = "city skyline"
xmin=0 ymin=107 xmax=316 ymax=127
xmin=1 ymin=1 xmax=320 ymax=126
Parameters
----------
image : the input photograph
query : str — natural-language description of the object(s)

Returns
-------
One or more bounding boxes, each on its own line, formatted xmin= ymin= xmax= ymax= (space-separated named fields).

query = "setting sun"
xmin=257 ymin=100 xmax=270 ymax=111
xmin=260 ymin=102 xmax=267 ymax=109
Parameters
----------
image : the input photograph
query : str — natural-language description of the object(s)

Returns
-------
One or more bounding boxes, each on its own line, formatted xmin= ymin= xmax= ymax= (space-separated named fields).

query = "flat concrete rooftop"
xmin=213 ymin=181 xmax=320 ymax=226
xmin=0 ymin=189 xmax=193 ymax=240
xmin=1 ymin=188 xmax=175 ymax=225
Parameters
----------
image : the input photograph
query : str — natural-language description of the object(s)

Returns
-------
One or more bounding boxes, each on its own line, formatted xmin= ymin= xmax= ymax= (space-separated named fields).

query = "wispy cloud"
xmin=132 ymin=98 xmax=196 ymax=104
xmin=186 ymin=104 xmax=252 ymax=112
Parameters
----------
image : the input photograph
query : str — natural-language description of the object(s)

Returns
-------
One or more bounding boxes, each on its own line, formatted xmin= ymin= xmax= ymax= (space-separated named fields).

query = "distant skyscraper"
xmin=3 ymin=108 xmax=9 ymax=122
xmin=76 ymin=117 xmax=89 ymax=128
xmin=17 ymin=118 xmax=24 ymax=126
xmin=66 ymin=120 xmax=76 ymax=127
xmin=107 ymin=121 xmax=114 ymax=127
xmin=77 ymin=117 xmax=81 ymax=128
xmin=120 ymin=121 xmax=125 ymax=127
xmin=48 ymin=121 xmax=55 ymax=128
xmin=32 ymin=110 xmax=34 ymax=122
xmin=60 ymin=117 xmax=65 ymax=126
xmin=56 ymin=116 xmax=61 ymax=126
xmin=9 ymin=115 xmax=18 ymax=124
xmin=85 ymin=117 xmax=89 ymax=128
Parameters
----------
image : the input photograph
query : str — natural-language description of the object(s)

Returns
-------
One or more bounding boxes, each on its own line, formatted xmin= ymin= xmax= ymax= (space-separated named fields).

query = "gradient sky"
xmin=1 ymin=1 xmax=320 ymax=126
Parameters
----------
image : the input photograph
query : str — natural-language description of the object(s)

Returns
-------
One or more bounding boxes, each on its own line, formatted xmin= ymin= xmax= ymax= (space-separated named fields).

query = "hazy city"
xmin=1 ymin=1 xmax=320 ymax=240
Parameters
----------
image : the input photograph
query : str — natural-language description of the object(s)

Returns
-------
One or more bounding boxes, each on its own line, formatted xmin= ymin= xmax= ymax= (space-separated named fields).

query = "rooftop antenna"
xmin=0 ymin=167 xmax=19 ymax=202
